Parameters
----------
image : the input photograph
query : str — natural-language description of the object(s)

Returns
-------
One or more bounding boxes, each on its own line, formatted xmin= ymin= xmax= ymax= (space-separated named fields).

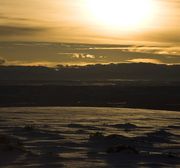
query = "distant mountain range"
xmin=0 ymin=63 xmax=180 ymax=82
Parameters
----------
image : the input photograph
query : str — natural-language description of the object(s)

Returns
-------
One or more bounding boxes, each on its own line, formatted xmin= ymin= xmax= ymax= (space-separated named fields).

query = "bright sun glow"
xmin=86 ymin=0 xmax=156 ymax=31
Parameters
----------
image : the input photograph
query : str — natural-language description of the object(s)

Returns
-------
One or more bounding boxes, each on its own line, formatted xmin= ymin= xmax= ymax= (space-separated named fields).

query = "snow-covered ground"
xmin=0 ymin=107 xmax=179 ymax=168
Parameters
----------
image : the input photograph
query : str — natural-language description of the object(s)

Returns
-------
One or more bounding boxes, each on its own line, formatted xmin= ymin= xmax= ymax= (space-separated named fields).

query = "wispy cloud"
xmin=6 ymin=61 xmax=58 ymax=67
xmin=0 ymin=25 xmax=46 ymax=36
xmin=72 ymin=53 xmax=95 ymax=59
xmin=127 ymin=58 xmax=162 ymax=64
xmin=0 ymin=13 xmax=32 ymax=22
xmin=0 ymin=0 xmax=179 ymax=44
xmin=1 ymin=42 xmax=180 ymax=66
xmin=0 ymin=57 xmax=6 ymax=65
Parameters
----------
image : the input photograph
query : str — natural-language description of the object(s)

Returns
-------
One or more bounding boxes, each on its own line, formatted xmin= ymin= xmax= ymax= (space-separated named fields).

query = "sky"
xmin=0 ymin=0 xmax=180 ymax=66
xmin=0 ymin=0 xmax=179 ymax=44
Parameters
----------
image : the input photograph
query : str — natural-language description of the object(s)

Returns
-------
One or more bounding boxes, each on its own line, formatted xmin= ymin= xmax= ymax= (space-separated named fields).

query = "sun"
xmin=86 ymin=0 xmax=156 ymax=31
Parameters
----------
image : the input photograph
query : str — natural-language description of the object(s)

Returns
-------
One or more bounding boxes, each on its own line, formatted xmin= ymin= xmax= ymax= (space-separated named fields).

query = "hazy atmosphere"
xmin=0 ymin=0 xmax=180 ymax=66
xmin=0 ymin=0 xmax=180 ymax=43
xmin=1 ymin=42 xmax=180 ymax=66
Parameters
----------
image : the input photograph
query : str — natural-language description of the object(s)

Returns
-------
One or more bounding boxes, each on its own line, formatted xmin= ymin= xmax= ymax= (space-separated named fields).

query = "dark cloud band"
xmin=0 ymin=25 xmax=46 ymax=36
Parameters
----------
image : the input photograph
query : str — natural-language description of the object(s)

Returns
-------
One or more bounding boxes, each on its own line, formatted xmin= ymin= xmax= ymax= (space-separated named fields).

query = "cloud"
xmin=138 ymin=30 xmax=180 ymax=44
xmin=0 ymin=25 xmax=46 ymax=36
xmin=0 ymin=57 xmax=6 ymax=65
xmin=6 ymin=61 xmax=58 ymax=67
xmin=1 ymin=42 xmax=180 ymax=66
xmin=0 ymin=14 xmax=31 ymax=22
xmin=72 ymin=53 xmax=95 ymax=59
xmin=127 ymin=58 xmax=162 ymax=64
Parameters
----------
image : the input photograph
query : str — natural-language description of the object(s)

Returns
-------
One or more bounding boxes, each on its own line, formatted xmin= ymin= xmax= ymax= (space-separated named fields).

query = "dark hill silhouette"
xmin=0 ymin=63 xmax=180 ymax=111
xmin=0 ymin=63 xmax=180 ymax=82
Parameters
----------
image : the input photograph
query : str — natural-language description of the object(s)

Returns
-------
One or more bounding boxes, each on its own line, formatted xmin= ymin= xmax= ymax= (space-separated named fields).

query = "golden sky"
xmin=0 ymin=0 xmax=180 ymax=66
xmin=0 ymin=0 xmax=179 ymax=44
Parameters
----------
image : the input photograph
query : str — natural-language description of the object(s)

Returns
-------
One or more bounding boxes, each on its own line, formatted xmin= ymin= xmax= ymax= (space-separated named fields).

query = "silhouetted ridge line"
xmin=0 ymin=63 xmax=180 ymax=81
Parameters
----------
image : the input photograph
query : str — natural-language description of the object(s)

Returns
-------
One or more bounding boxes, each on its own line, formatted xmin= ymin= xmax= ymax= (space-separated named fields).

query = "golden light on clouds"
xmin=86 ymin=0 xmax=157 ymax=32
xmin=128 ymin=58 xmax=162 ymax=64
xmin=0 ymin=0 xmax=179 ymax=44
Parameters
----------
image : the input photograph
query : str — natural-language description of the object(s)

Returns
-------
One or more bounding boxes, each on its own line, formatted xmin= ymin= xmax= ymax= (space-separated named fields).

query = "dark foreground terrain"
xmin=0 ymin=107 xmax=180 ymax=168
xmin=0 ymin=63 xmax=180 ymax=111
xmin=0 ymin=83 xmax=180 ymax=111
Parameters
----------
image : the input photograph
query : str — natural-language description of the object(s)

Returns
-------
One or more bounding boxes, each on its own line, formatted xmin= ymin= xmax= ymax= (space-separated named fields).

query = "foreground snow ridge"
xmin=0 ymin=107 xmax=179 ymax=167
